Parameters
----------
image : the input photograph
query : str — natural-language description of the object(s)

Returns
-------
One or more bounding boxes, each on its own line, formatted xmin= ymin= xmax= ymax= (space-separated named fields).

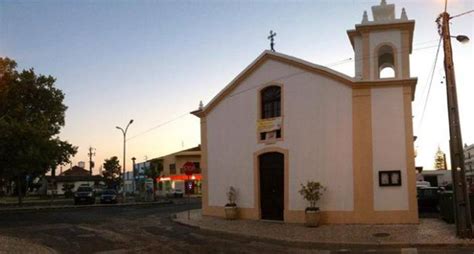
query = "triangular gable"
xmin=192 ymin=50 xmax=416 ymax=117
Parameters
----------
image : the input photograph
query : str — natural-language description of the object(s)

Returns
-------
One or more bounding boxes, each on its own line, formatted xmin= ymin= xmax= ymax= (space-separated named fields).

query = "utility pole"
xmin=88 ymin=146 xmax=96 ymax=176
xmin=439 ymin=11 xmax=472 ymax=238
xmin=132 ymin=157 xmax=136 ymax=195
xmin=116 ymin=119 xmax=134 ymax=201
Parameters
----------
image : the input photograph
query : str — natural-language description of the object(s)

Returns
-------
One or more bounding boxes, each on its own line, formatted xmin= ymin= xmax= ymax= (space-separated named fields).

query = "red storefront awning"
xmin=157 ymin=174 xmax=202 ymax=182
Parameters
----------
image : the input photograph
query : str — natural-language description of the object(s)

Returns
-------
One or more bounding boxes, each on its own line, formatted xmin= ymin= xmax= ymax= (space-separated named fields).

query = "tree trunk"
xmin=17 ymin=175 xmax=23 ymax=206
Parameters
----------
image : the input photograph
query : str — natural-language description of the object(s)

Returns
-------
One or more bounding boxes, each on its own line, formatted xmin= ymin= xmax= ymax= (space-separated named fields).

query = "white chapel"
xmin=192 ymin=0 xmax=418 ymax=224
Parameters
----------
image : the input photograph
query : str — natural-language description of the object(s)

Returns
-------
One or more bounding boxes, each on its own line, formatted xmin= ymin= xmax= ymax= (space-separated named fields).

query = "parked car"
xmin=166 ymin=189 xmax=184 ymax=198
xmin=100 ymin=189 xmax=118 ymax=204
xmin=74 ymin=186 xmax=95 ymax=205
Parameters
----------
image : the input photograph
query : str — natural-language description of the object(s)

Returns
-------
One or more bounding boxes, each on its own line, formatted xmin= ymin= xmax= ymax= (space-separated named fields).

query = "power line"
xmin=126 ymin=113 xmax=190 ymax=141
xmin=327 ymin=43 xmax=439 ymax=67
xmin=413 ymin=39 xmax=443 ymax=46
xmin=124 ymin=41 xmax=442 ymax=141
xmin=417 ymin=37 xmax=443 ymax=129
xmin=450 ymin=9 xmax=474 ymax=19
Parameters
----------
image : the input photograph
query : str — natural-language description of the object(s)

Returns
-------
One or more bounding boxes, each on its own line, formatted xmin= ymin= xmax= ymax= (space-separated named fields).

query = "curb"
xmin=172 ymin=211 xmax=474 ymax=249
xmin=0 ymin=200 xmax=173 ymax=213
xmin=171 ymin=216 xmax=201 ymax=230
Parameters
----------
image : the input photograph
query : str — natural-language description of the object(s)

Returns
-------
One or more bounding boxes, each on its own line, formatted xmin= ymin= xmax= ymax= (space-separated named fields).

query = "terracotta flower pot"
xmin=224 ymin=205 xmax=238 ymax=220
xmin=305 ymin=208 xmax=321 ymax=227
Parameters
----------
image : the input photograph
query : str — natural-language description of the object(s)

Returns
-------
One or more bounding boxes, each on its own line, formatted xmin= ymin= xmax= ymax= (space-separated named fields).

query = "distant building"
xmin=433 ymin=147 xmax=447 ymax=170
xmin=132 ymin=160 xmax=150 ymax=194
xmin=123 ymin=171 xmax=135 ymax=194
xmin=133 ymin=146 xmax=202 ymax=195
xmin=157 ymin=145 xmax=201 ymax=195
xmin=418 ymin=170 xmax=452 ymax=187
xmin=47 ymin=165 xmax=103 ymax=195
xmin=464 ymin=144 xmax=474 ymax=179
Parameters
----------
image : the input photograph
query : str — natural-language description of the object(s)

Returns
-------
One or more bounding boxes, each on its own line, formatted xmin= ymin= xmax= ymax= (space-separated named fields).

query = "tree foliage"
xmin=144 ymin=158 xmax=163 ymax=180
xmin=299 ymin=181 xmax=325 ymax=209
xmin=144 ymin=158 xmax=163 ymax=196
xmin=102 ymin=156 xmax=121 ymax=189
xmin=0 ymin=57 xmax=77 ymax=203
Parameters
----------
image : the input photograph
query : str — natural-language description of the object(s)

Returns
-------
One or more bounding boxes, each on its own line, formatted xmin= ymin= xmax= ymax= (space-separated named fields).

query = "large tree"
xmin=102 ymin=156 xmax=121 ymax=189
xmin=144 ymin=158 xmax=163 ymax=199
xmin=0 ymin=57 xmax=77 ymax=204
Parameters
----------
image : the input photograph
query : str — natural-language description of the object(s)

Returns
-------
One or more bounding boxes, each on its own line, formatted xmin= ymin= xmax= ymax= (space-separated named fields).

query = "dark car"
xmin=417 ymin=187 xmax=442 ymax=212
xmin=100 ymin=189 xmax=118 ymax=204
xmin=74 ymin=186 xmax=95 ymax=205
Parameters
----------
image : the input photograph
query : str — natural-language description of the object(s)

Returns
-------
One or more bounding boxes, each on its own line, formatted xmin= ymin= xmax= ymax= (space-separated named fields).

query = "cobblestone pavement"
xmin=175 ymin=209 xmax=474 ymax=247
xmin=0 ymin=200 xmax=473 ymax=253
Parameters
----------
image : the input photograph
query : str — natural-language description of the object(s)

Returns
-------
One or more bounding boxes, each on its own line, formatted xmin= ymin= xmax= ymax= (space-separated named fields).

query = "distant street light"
xmin=116 ymin=119 xmax=133 ymax=201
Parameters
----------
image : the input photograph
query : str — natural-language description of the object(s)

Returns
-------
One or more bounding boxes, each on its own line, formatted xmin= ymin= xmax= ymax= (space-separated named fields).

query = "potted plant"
xmin=299 ymin=181 xmax=325 ymax=227
xmin=224 ymin=186 xmax=238 ymax=220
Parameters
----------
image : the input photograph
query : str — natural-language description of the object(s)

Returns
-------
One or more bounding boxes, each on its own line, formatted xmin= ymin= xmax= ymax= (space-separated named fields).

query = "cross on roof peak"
xmin=267 ymin=30 xmax=277 ymax=52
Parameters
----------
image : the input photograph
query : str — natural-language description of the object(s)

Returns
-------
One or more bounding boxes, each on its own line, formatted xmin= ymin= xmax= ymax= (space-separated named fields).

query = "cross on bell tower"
xmin=267 ymin=30 xmax=277 ymax=51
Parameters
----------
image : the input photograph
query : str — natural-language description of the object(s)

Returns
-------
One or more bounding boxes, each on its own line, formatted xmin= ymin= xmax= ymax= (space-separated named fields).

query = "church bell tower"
xmin=347 ymin=0 xmax=415 ymax=81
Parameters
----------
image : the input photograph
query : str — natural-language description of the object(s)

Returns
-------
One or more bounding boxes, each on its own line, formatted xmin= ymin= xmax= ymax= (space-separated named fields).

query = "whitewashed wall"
xmin=371 ymin=87 xmax=409 ymax=211
xmin=206 ymin=59 xmax=354 ymax=211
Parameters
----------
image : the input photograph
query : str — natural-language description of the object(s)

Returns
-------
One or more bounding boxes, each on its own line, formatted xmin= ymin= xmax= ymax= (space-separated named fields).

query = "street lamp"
xmin=116 ymin=119 xmax=133 ymax=201
xmin=453 ymin=35 xmax=470 ymax=44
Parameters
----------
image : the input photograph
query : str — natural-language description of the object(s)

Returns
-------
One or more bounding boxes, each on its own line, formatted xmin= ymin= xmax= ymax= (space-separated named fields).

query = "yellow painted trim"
xmin=285 ymin=210 xmax=417 ymax=224
xmin=206 ymin=207 xmax=418 ymax=224
xmin=257 ymin=82 xmax=284 ymax=144
xmin=204 ymin=206 xmax=260 ymax=220
xmin=253 ymin=147 xmax=289 ymax=221
xmin=401 ymin=30 xmax=411 ymax=79
xmin=403 ymin=86 xmax=419 ymax=220
xmin=352 ymin=88 xmax=374 ymax=222
xmin=347 ymin=21 xmax=415 ymax=52
xmin=354 ymin=78 xmax=417 ymax=87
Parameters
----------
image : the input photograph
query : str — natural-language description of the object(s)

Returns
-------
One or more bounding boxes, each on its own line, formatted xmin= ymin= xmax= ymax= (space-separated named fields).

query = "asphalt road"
xmin=0 ymin=200 xmax=472 ymax=254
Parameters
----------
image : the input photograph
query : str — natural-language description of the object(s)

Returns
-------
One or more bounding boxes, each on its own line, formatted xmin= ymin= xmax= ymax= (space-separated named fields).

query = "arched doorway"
xmin=259 ymin=152 xmax=284 ymax=220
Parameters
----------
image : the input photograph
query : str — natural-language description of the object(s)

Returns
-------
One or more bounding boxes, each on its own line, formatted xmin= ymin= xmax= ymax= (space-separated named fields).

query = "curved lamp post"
xmin=116 ymin=119 xmax=133 ymax=200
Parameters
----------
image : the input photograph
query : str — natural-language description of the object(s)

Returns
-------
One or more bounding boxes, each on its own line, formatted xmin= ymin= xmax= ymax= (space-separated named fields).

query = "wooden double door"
xmin=259 ymin=152 xmax=284 ymax=221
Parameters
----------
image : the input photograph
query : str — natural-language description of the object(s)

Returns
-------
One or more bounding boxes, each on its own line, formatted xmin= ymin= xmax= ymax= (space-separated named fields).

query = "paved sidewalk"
xmin=174 ymin=209 xmax=474 ymax=247
xmin=0 ymin=235 xmax=56 ymax=254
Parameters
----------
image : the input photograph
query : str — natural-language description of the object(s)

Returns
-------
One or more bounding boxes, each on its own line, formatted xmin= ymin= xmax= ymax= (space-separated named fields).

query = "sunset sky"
xmin=1 ymin=0 xmax=473 ymax=174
